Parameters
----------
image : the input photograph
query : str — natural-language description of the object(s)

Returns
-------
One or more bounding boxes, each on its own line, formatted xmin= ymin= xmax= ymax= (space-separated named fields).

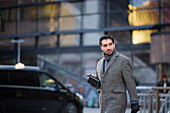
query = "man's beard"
xmin=105 ymin=50 xmax=113 ymax=56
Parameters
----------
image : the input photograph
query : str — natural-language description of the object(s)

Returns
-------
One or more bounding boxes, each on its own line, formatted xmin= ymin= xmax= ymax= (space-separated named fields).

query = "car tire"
xmin=62 ymin=103 xmax=78 ymax=113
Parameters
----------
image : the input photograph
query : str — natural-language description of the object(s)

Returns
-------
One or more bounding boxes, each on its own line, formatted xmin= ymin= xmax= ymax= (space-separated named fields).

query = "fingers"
xmin=91 ymin=74 xmax=96 ymax=77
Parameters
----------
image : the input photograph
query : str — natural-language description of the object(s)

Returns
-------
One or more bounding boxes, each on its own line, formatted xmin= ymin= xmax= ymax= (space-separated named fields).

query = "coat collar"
xmin=101 ymin=51 xmax=119 ymax=76
xmin=105 ymin=51 xmax=119 ymax=73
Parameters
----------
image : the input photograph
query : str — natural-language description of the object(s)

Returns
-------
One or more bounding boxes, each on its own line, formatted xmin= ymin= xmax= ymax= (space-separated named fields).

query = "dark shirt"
xmin=157 ymin=80 xmax=170 ymax=93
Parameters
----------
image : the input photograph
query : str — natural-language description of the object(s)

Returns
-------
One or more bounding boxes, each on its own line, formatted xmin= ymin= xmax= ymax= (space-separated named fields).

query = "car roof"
xmin=0 ymin=65 xmax=68 ymax=90
xmin=0 ymin=65 xmax=43 ymax=72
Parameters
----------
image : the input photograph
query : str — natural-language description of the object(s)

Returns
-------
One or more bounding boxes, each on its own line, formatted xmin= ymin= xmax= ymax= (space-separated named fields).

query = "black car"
xmin=0 ymin=65 xmax=83 ymax=113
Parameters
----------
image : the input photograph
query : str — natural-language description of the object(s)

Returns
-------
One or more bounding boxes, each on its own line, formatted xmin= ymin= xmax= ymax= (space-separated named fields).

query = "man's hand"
xmin=131 ymin=102 xmax=141 ymax=113
xmin=87 ymin=74 xmax=100 ymax=88
xmin=90 ymin=74 xmax=96 ymax=77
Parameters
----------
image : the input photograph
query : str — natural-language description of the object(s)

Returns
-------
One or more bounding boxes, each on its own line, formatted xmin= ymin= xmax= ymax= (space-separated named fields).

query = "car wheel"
xmin=63 ymin=103 xmax=78 ymax=113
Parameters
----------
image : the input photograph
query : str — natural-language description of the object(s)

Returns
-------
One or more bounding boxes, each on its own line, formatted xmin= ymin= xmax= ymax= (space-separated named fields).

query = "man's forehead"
xmin=102 ymin=39 xmax=113 ymax=44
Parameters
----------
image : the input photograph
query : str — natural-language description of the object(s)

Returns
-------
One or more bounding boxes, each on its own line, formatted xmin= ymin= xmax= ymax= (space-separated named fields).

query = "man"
xmin=87 ymin=35 xmax=140 ymax=113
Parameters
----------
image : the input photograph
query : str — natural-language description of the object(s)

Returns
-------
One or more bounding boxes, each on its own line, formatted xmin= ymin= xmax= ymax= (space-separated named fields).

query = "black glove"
xmin=131 ymin=102 xmax=141 ymax=113
xmin=87 ymin=74 xmax=101 ymax=88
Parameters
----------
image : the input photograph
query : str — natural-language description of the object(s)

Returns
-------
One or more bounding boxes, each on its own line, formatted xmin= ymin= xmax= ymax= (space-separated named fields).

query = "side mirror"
xmin=44 ymin=79 xmax=57 ymax=90
xmin=45 ymin=79 xmax=55 ymax=84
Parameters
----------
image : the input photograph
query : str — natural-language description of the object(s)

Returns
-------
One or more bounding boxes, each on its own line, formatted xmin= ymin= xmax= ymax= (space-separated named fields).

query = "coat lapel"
xmin=100 ymin=58 xmax=104 ymax=75
xmin=104 ymin=52 xmax=119 ymax=76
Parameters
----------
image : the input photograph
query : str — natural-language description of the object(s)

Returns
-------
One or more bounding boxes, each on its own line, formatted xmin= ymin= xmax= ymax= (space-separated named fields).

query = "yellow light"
xmin=128 ymin=2 xmax=159 ymax=44
xmin=15 ymin=62 xmax=25 ymax=69
xmin=133 ymin=40 xmax=137 ymax=44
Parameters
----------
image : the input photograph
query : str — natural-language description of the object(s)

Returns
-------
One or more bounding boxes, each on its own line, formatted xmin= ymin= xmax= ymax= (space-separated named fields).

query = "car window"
xmin=38 ymin=72 xmax=57 ymax=89
xmin=10 ymin=70 xmax=37 ymax=86
xmin=0 ymin=70 xmax=9 ymax=85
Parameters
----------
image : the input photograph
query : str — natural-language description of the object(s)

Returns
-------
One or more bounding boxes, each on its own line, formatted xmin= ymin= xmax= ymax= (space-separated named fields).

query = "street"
xmin=83 ymin=107 xmax=131 ymax=113
xmin=83 ymin=107 xmax=100 ymax=113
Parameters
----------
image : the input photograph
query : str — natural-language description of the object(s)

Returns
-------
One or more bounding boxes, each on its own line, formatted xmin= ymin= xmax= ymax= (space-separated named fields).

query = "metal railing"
xmin=137 ymin=86 xmax=170 ymax=113
xmin=159 ymin=93 xmax=170 ymax=113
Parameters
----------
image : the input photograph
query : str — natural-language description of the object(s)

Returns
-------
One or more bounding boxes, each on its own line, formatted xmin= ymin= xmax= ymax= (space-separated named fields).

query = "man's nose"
xmin=107 ymin=45 xmax=110 ymax=49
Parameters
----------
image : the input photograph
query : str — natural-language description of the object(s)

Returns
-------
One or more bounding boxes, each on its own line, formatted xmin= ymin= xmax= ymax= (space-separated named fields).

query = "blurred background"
xmin=0 ymin=0 xmax=170 ymax=109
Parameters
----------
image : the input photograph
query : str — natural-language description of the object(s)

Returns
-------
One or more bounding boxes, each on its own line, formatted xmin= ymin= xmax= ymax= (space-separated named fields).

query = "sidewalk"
xmin=83 ymin=107 xmax=131 ymax=113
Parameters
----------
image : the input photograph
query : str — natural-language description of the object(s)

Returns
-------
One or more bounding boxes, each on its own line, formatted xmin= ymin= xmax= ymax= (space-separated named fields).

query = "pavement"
xmin=83 ymin=107 xmax=131 ymax=113
xmin=83 ymin=107 xmax=100 ymax=113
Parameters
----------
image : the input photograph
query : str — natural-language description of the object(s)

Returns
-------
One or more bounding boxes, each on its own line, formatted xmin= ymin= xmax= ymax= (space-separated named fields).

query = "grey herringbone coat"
xmin=94 ymin=51 xmax=138 ymax=113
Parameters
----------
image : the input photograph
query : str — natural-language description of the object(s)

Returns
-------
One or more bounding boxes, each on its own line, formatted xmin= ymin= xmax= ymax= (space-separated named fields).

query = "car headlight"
xmin=76 ymin=93 xmax=83 ymax=100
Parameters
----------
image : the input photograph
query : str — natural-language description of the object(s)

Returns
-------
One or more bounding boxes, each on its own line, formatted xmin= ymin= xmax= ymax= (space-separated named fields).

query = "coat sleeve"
xmin=121 ymin=58 xmax=138 ymax=102
xmin=92 ymin=72 xmax=101 ymax=89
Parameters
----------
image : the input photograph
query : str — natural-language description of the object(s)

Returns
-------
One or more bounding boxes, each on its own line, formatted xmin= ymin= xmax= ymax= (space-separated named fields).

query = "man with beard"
xmin=87 ymin=35 xmax=140 ymax=113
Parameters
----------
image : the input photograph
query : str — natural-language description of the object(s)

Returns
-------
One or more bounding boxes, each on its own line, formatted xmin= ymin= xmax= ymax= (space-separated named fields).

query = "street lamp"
xmin=11 ymin=39 xmax=25 ymax=69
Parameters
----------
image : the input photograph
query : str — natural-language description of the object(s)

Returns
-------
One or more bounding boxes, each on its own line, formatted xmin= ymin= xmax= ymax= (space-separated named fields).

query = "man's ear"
xmin=100 ymin=46 xmax=103 ymax=51
xmin=113 ymin=43 xmax=115 ymax=48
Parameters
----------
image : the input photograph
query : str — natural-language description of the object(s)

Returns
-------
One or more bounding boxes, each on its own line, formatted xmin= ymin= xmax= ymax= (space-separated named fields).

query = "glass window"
xmin=109 ymin=31 xmax=131 ymax=43
xmin=109 ymin=11 xmax=129 ymax=27
xmin=83 ymin=52 xmax=101 ymax=76
xmin=0 ymin=39 xmax=15 ymax=49
xmin=15 ymin=37 xmax=35 ymax=48
xmin=0 ymin=70 xmax=9 ymax=85
xmin=133 ymin=50 xmax=151 ymax=67
xmin=107 ymin=0 xmax=129 ymax=27
xmin=0 ymin=21 xmax=16 ymax=35
xmin=19 ymin=6 xmax=37 ymax=20
xmin=0 ymin=8 xmax=16 ymax=22
xmin=59 ymin=53 xmax=81 ymax=75
xmin=38 ymin=35 xmax=57 ymax=47
xmin=0 ymin=8 xmax=16 ymax=35
xmin=10 ymin=70 xmax=37 ymax=86
xmin=38 ymin=72 xmax=57 ymax=89
xmin=0 ymin=0 xmax=17 ymax=7
xmin=60 ymin=2 xmax=82 ymax=16
xmin=60 ymin=34 xmax=80 ymax=47
xmin=82 ymin=14 xmax=100 ymax=29
xmin=119 ymin=51 xmax=131 ymax=59
xmin=40 ymin=4 xmax=59 ymax=19
xmin=38 ymin=18 xmax=59 ymax=32
xmin=18 ymin=20 xmax=37 ymax=33
xmin=59 ymin=16 xmax=81 ymax=30
xmin=162 ymin=8 xmax=170 ymax=24
xmin=83 ymin=0 xmax=100 ymax=14
xmin=17 ymin=0 xmax=37 ymax=4
xmin=83 ymin=32 xmax=103 ymax=46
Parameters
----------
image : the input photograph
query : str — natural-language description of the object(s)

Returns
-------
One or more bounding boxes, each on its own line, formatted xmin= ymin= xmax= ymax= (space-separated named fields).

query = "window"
xmin=10 ymin=70 xmax=37 ymax=86
xmin=38 ymin=72 xmax=57 ymax=89
xmin=0 ymin=70 xmax=9 ymax=85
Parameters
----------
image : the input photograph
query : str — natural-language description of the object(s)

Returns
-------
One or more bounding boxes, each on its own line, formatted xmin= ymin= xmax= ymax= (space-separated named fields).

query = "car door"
xmin=35 ymin=72 xmax=68 ymax=113
xmin=8 ymin=70 xmax=40 ymax=113
xmin=0 ymin=70 xmax=11 ymax=112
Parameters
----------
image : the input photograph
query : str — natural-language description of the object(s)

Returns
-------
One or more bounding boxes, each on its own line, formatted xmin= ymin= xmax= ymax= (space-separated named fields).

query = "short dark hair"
xmin=99 ymin=35 xmax=115 ymax=46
